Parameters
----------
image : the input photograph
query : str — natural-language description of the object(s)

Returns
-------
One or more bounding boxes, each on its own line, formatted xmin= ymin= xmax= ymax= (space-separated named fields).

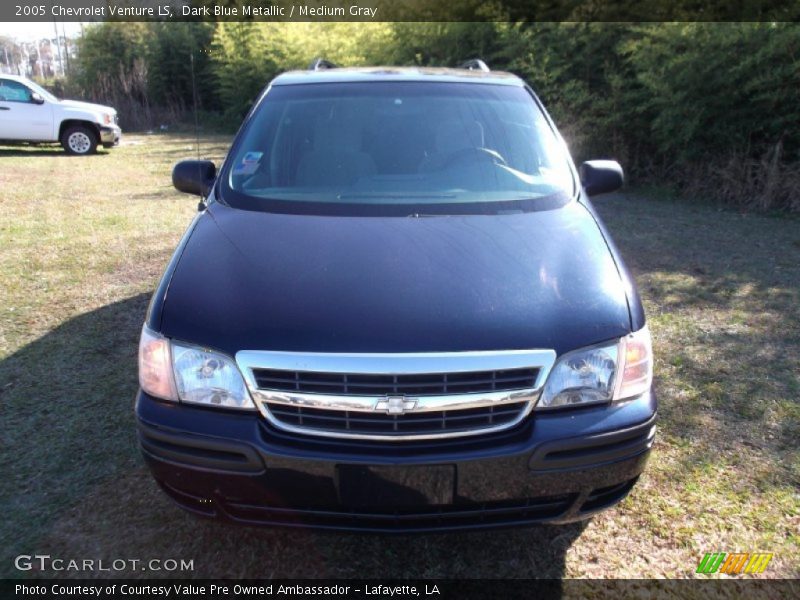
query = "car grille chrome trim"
xmin=236 ymin=350 xmax=556 ymax=441
xmin=250 ymin=365 xmax=540 ymax=396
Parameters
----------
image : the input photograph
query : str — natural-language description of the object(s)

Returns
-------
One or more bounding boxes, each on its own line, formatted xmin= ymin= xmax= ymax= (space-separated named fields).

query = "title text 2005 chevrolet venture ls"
xmin=136 ymin=60 xmax=655 ymax=532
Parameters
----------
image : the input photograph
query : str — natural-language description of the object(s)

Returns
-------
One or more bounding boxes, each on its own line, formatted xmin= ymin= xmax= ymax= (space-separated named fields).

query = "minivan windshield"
xmin=222 ymin=81 xmax=574 ymax=215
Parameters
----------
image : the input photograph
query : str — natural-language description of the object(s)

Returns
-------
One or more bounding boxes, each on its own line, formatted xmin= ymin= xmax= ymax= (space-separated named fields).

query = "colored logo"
xmin=696 ymin=552 xmax=773 ymax=574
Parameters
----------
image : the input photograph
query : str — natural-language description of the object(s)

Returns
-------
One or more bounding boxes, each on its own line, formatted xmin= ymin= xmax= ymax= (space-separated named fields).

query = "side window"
xmin=0 ymin=80 xmax=33 ymax=103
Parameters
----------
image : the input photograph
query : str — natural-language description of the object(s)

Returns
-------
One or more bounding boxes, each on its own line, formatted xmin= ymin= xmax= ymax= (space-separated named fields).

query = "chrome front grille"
xmin=268 ymin=402 xmax=529 ymax=437
xmin=251 ymin=367 xmax=539 ymax=396
xmin=237 ymin=350 xmax=556 ymax=441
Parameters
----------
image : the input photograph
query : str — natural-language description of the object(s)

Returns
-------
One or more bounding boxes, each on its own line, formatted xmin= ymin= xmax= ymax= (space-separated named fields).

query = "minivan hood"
xmin=158 ymin=201 xmax=632 ymax=356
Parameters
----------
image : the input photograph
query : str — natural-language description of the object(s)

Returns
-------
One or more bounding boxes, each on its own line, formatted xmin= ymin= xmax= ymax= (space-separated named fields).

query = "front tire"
xmin=61 ymin=125 xmax=98 ymax=155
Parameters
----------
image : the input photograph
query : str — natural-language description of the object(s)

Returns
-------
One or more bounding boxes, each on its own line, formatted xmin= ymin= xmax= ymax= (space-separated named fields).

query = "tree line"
xmin=56 ymin=22 xmax=799 ymax=212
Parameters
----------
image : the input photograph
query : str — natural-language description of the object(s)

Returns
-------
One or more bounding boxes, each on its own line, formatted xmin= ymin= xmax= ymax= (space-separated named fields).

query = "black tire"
xmin=61 ymin=125 xmax=98 ymax=155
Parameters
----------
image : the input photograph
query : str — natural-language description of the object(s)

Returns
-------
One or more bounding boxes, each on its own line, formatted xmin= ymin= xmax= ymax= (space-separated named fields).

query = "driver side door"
xmin=0 ymin=79 xmax=54 ymax=142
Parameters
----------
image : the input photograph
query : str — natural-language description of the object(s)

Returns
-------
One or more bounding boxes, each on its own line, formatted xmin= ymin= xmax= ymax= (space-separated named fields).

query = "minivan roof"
xmin=271 ymin=67 xmax=525 ymax=87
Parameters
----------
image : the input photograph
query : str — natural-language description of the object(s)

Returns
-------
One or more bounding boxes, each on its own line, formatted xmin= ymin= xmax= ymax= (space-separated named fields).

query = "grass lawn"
xmin=0 ymin=135 xmax=797 ymax=580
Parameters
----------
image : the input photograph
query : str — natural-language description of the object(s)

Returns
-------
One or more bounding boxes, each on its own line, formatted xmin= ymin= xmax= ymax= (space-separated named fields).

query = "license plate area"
xmin=336 ymin=464 xmax=455 ymax=509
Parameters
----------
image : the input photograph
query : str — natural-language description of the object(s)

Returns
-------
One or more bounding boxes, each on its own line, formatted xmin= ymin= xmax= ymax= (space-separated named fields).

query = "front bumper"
xmin=99 ymin=125 xmax=121 ymax=146
xmin=136 ymin=389 xmax=656 ymax=532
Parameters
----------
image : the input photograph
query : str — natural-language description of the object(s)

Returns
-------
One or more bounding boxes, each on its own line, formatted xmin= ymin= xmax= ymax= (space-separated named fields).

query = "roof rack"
xmin=459 ymin=59 xmax=490 ymax=72
xmin=308 ymin=57 xmax=338 ymax=71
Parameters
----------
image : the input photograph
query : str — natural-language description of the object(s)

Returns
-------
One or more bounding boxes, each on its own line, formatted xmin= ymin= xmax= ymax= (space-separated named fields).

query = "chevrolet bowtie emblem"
xmin=375 ymin=396 xmax=417 ymax=415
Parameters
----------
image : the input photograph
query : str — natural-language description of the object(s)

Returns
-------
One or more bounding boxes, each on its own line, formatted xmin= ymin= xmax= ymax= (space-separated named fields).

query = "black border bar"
xmin=3 ymin=578 xmax=798 ymax=600
xmin=3 ymin=0 xmax=800 ymax=23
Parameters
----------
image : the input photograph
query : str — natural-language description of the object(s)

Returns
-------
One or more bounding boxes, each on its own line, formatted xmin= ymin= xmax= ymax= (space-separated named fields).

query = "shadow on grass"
xmin=0 ymin=145 xmax=66 ymax=157
xmin=0 ymin=293 xmax=150 ymax=570
xmin=129 ymin=188 xmax=187 ymax=201
xmin=1 ymin=293 xmax=585 ymax=583
xmin=0 ymin=145 xmax=114 ymax=157
xmin=594 ymin=194 xmax=800 ymax=481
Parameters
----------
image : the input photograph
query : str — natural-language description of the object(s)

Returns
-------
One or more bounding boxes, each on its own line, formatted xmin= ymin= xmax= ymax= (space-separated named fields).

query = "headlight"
xmin=102 ymin=113 xmax=112 ymax=125
xmin=615 ymin=324 xmax=653 ymax=400
xmin=138 ymin=326 xmax=178 ymax=401
xmin=537 ymin=325 xmax=652 ymax=409
xmin=172 ymin=342 xmax=254 ymax=410
xmin=137 ymin=326 xmax=254 ymax=410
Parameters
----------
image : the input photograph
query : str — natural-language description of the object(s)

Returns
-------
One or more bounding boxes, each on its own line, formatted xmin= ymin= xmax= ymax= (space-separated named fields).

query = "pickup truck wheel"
xmin=61 ymin=125 xmax=98 ymax=155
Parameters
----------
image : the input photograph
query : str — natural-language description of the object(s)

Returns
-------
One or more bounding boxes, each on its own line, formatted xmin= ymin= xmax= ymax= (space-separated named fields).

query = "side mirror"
xmin=30 ymin=92 xmax=45 ymax=105
xmin=172 ymin=160 xmax=216 ymax=197
xmin=579 ymin=160 xmax=624 ymax=196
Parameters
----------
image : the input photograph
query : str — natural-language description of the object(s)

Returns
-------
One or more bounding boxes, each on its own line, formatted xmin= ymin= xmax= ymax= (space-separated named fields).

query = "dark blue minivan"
xmin=136 ymin=62 xmax=656 ymax=532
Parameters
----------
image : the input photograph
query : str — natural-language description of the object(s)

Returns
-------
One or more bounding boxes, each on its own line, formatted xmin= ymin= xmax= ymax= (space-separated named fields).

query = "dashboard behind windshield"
xmin=222 ymin=81 xmax=574 ymax=215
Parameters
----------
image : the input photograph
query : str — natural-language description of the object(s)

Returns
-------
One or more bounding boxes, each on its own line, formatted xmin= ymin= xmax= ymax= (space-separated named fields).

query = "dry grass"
xmin=0 ymin=135 xmax=797 ymax=581
xmin=683 ymin=142 xmax=800 ymax=213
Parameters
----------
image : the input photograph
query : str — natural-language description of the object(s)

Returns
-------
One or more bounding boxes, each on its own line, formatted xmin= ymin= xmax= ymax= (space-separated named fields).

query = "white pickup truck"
xmin=0 ymin=74 xmax=121 ymax=155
